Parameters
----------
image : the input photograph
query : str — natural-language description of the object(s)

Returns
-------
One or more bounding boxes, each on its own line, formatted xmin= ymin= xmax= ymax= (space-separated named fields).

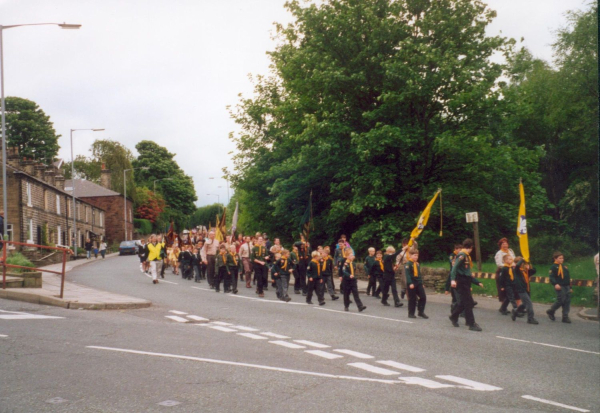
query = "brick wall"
xmin=79 ymin=195 xmax=133 ymax=245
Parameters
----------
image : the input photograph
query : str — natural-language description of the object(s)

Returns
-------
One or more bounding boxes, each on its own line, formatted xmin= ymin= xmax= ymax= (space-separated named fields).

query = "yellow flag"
xmin=215 ymin=213 xmax=224 ymax=242
xmin=517 ymin=181 xmax=530 ymax=262
xmin=408 ymin=189 xmax=442 ymax=247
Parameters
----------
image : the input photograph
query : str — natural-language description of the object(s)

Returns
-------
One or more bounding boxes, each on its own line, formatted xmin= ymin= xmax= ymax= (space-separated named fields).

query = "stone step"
xmin=3 ymin=276 xmax=24 ymax=288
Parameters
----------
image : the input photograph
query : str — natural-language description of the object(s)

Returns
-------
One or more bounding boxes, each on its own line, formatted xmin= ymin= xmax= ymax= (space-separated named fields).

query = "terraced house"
xmin=0 ymin=147 xmax=105 ymax=250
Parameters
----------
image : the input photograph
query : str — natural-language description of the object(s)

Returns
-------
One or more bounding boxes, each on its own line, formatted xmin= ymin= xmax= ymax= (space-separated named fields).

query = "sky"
xmin=0 ymin=0 xmax=588 ymax=206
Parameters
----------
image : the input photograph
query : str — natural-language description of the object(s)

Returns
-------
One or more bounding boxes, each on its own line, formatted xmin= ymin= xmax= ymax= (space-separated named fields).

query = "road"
xmin=1 ymin=255 xmax=598 ymax=413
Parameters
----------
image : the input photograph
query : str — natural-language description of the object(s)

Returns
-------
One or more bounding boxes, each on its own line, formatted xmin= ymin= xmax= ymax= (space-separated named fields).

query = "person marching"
xmin=499 ymin=254 xmax=520 ymax=318
xmin=382 ymin=246 xmax=403 ymax=308
xmin=444 ymin=244 xmax=463 ymax=312
xmin=546 ymin=252 xmax=572 ymax=323
xmin=365 ymin=247 xmax=377 ymax=296
xmin=341 ymin=253 xmax=366 ymax=312
xmin=405 ymin=248 xmax=428 ymax=319
xmin=494 ymin=238 xmax=516 ymax=314
xmin=273 ymin=249 xmax=293 ymax=302
xmin=179 ymin=244 xmax=194 ymax=280
xmin=201 ymin=230 xmax=220 ymax=289
xmin=306 ymin=251 xmax=326 ymax=305
xmin=239 ymin=236 xmax=253 ymax=288
xmin=294 ymin=235 xmax=310 ymax=295
xmin=369 ymin=250 xmax=385 ymax=299
xmin=321 ymin=247 xmax=339 ymax=301
xmin=252 ymin=236 xmax=269 ymax=298
xmin=229 ymin=244 xmax=240 ymax=294
xmin=449 ymin=239 xmax=484 ymax=331
xmin=146 ymin=234 xmax=163 ymax=284
xmin=214 ymin=244 xmax=233 ymax=293
xmin=137 ymin=238 xmax=148 ymax=274
xmin=513 ymin=257 xmax=538 ymax=324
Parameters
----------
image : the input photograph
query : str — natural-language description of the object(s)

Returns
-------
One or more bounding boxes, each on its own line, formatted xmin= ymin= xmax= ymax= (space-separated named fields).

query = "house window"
xmin=85 ymin=207 xmax=89 ymax=223
xmin=27 ymin=219 xmax=33 ymax=243
xmin=43 ymin=189 xmax=48 ymax=209
xmin=6 ymin=224 xmax=13 ymax=242
xmin=56 ymin=195 xmax=61 ymax=215
xmin=77 ymin=203 xmax=81 ymax=220
xmin=92 ymin=209 xmax=95 ymax=225
xmin=129 ymin=208 xmax=132 ymax=223
xmin=99 ymin=212 xmax=103 ymax=227
xmin=57 ymin=225 xmax=61 ymax=245
xmin=26 ymin=183 xmax=32 ymax=207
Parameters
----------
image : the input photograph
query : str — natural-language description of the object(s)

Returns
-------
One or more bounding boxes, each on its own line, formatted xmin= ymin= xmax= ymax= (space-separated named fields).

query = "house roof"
xmin=64 ymin=179 xmax=122 ymax=198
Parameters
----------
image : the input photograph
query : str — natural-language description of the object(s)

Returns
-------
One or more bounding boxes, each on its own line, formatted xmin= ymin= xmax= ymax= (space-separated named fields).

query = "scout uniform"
xmin=405 ymin=259 xmax=427 ymax=318
xmin=547 ymin=260 xmax=571 ymax=322
xmin=230 ymin=251 xmax=240 ymax=294
xmin=449 ymin=250 xmax=482 ymax=331
xmin=341 ymin=260 xmax=365 ymax=312
xmin=514 ymin=259 xmax=538 ymax=323
xmin=369 ymin=257 xmax=384 ymax=298
xmin=382 ymin=251 xmax=402 ymax=307
xmin=306 ymin=257 xmax=325 ymax=305
xmin=251 ymin=244 xmax=269 ymax=296
xmin=365 ymin=254 xmax=377 ymax=295
xmin=215 ymin=250 xmax=233 ymax=293
xmin=498 ymin=264 xmax=519 ymax=315
xmin=294 ymin=241 xmax=310 ymax=295
xmin=273 ymin=257 xmax=292 ymax=302
xmin=321 ymin=255 xmax=338 ymax=300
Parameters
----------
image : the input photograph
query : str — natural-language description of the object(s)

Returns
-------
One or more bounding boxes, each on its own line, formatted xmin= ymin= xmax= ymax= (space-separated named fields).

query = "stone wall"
xmin=356 ymin=262 xmax=448 ymax=291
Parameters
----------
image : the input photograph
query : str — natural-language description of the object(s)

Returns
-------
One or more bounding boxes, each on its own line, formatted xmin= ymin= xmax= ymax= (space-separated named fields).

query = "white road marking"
xmin=261 ymin=332 xmax=290 ymax=339
xmin=348 ymin=362 xmax=400 ymax=376
xmin=436 ymin=376 xmax=502 ymax=391
xmin=210 ymin=321 xmax=233 ymax=326
xmin=86 ymin=346 xmax=402 ymax=384
xmin=0 ymin=334 xmax=7 ymax=337
xmin=0 ymin=310 xmax=63 ymax=320
xmin=190 ymin=286 xmax=307 ymax=305
xmin=398 ymin=377 xmax=454 ymax=389
xmin=165 ymin=316 xmax=189 ymax=323
xmin=294 ymin=340 xmax=330 ymax=349
xmin=522 ymin=395 xmax=590 ymax=412
xmin=333 ymin=349 xmax=374 ymax=359
xmin=232 ymin=326 xmax=259 ymax=332
xmin=144 ymin=274 xmax=178 ymax=284
xmin=209 ymin=326 xmax=237 ymax=332
xmin=237 ymin=333 xmax=268 ymax=340
xmin=314 ymin=307 xmax=413 ymax=324
xmin=186 ymin=315 xmax=209 ymax=321
xmin=169 ymin=310 xmax=188 ymax=315
xmin=497 ymin=336 xmax=600 ymax=355
xmin=305 ymin=350 xmax=344 ymax=360
xmin=269 ymin=341 xmax=306 ymax=349
xmin=376 ymin=360 xmax=425 ymax=373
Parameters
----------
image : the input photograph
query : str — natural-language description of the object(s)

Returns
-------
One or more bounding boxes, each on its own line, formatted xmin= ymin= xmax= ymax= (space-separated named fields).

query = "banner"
xmin=517 ymin=181 xmax=530 ymax=262
xmin=231 ymin=202 xmax=239 ymax=235
xmin=298 ymin=191 xmax=313 ymax=241
xmin=408 ymin=188 xmax=442 ymax=247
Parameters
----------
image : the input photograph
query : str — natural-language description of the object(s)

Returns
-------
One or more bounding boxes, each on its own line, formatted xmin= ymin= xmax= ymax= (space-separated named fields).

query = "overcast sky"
xmin=1 ymin=0 xmax=588 ymax=206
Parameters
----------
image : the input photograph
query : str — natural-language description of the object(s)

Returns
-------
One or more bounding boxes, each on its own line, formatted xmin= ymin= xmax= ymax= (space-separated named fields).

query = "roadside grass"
xmin=5 ymin=252 xmax=35 ymax=273
xmin=424 ymin=256 xmax=598 ymax=308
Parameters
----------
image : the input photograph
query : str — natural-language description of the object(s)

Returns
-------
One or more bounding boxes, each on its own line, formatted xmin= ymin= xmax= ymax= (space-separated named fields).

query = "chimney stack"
xmin=100 ymin=163 xmax=111 ymax=189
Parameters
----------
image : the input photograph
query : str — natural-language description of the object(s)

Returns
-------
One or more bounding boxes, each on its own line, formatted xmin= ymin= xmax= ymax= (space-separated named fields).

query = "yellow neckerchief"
xmin=554 ymin=261 xmax=564 ymax=278
xmin=503 ymin=263 xmax=514 ymax=281
xmin=220 ymin=252 xmax=227 ymax=263
xmin=348 ymin=260 xmax=354 ymax=276
xmin=311 ymin=259 xmax=321 ymax=276
xmin=257 ymin=245 xmax=264 ymax=258
xmin=520 ymin=263 xmax=530 ymax=290
xmin=461 ymin=249 xmax=473 ymax=268
xmin=376 ymin=258 xmax=383 ymax=271
xmin=231 ymin=254 xmax=237 ymax=266
xmin=281 ymin=258 xmax=288 ymax=270
xmin=321 ymin=256 xmax=330 ymax=271
xmin=501 ymin=247 xmax=509 ymax=253
xmin=408 ymin=258 xmax=419 ymax=277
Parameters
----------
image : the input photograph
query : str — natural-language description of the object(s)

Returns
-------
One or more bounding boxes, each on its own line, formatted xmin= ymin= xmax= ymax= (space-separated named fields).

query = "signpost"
xmin=466 ymin=212 xmax=482 ymax=271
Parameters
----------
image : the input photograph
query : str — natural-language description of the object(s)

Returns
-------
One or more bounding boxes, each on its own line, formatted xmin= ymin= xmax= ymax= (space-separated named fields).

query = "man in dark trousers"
xmin=306 ymin=251 xmax=325 ymax=305
xmin=293 ymin=235 xmax=310 ymax=296
xmin=449 ymin=239 xmax=484 ymax=331
xmin=252 ymin=236 xmax=269 ymax=298
xmin=341 ymin=252 xmax=366 ymax=312
xmin=381 ymin=246 xmax=403 ymax=307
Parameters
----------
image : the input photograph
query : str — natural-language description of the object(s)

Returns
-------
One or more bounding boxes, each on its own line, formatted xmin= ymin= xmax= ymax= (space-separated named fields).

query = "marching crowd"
xmin=134 ymin=230 xmax=574 ymax=332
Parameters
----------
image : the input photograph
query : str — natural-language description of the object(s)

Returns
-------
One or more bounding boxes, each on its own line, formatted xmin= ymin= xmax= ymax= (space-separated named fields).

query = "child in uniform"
xmin=546 ymin=252 xmax=572 ymax=323
xmin=449 ymin=239 xmax=484 ymax=331
xmin=215 ymin=244 xmax=233 ymax=293
xmin=445 ymin=244 xmax=463 ymax=312
xmin=405 ymin=248 xmax=428 ymax=319
xmin=365 ymin=247 xmax=377 ymax=296
xmin=513 ymin=257 xmax=538 ymax=324
xmin=369 ymin=250 xmax=384 ymax=299
xmin=306 ymin=251 xmax=326 ymax=305
xmin=229 ymin=244 xmax=240 ymax=294
xmin=321 ymin=247 xmax=339 ymax=301
xmin=341 ymin=253 xmax=366 ymax=312
xmin=273 ymin=250 xmax=293 ymax=302
xmin=382 ymin=246 xmax=403 ymax=307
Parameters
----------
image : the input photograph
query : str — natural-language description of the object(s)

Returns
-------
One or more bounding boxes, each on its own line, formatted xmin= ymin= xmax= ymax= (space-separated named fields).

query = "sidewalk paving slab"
xmin=0 ymin=253 xmax=151 ymax=310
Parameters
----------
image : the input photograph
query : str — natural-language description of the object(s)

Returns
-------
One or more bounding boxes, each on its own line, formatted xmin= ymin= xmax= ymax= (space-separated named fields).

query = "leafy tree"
xmin=229 ymin=0 xmax=550 ymax=260
xmin=63 ymin=155 xmax=101 ymax=181
xmin=133 ymin=140 xmax=197 ymax=215
xmin=4 ymin=97 xmax=60 ymax=162
xmin=190 ymin=203 xmax=224 ymax=229
xmin=135 ymin=187 xmax=166 ymax=224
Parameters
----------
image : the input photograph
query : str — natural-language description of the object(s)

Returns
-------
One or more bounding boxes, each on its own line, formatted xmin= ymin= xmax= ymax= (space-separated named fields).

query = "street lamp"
xmin=0 ymin=22 xmax=81 ymax=238
xmin=206 ymin=193 xmax=220 ymax=204
xmin=70 ymin=128 xmax=104 ymax=254
xmin=209 ymin=176 xmax=230 ymax=205
xmin=124 ymin=166 xmax=149 ymax=240
xmin=153 ymin=177 xmax=173 ymax=193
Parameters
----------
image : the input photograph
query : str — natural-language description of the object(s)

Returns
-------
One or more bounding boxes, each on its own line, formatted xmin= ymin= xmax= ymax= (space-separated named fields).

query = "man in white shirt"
xmin=239 ymin=236 xmax=253 ymax=288
xmin=201 ymin=231 xmax=220 ymax=289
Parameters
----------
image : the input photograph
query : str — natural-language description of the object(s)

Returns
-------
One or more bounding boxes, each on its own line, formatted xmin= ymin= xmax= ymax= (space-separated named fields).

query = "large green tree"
xmin=133 ymin=140 xmax=197 ymax=216
xmin=4 ymin=97 xmax=60 ymax=161
xmin=229 ymin=0 xmax=551 ymax=259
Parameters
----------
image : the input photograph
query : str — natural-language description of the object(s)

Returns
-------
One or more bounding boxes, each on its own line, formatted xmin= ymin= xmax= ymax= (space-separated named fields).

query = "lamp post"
xmin=206 ymin=193 xmax=220 ymax=205
xmin=209 ymin=176 xmax=229 ymax=205
xmin=124 ymin=166 xmax=149 ymax=241
xmin=0 ymin=22 xmax=81 ymax=238
xmin=153 ymin=177 xmax=172 ymax=194
xmin=70 ymin=128 xmax=104 ymax=255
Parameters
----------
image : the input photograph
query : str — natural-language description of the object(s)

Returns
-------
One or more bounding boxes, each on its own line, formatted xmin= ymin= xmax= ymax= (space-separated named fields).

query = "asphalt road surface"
xmin=1 ymin=255 xmax=598 ymax=413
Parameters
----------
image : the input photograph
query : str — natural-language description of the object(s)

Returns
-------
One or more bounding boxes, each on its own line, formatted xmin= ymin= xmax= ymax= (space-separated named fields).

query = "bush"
xmin=528 ymin=233 xmax=595 ymax=260
xmin=6 ymin=252 xmax=35 ymax=273
xmin=134 ymin=218 xmax=153 ymax=235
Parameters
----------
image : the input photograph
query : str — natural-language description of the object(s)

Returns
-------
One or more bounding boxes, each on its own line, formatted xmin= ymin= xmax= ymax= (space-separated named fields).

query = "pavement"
xmin=1 ymin=255 xmax=597 ymax=412
xmin=0 ymin=253 xmax=151 ymax=310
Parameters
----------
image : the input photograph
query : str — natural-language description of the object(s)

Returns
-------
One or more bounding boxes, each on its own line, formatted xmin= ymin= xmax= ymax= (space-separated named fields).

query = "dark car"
xmin=119 ymin=241 xmax=138 ymax=256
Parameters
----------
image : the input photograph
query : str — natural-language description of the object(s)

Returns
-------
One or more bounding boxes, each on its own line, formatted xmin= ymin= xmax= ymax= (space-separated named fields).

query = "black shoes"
xmin=382 ymin=301 xmax=390 ymax=307
xmin=527 ymin=318 xmax=539 ymax=325
xmin=400 ymin=290 xmax=406 ymax=299
xmin=359 ymin=306 xmax=366 ymax=312
xmin=344 ymin=307 xmax=349 ymax=311
xmin=546 ymin=309 xmax=555 ymax=321
xmin=294 ymin=290 xmax=301 ymax=294
xmin=562 ymin=317 xmax=571 ymax=323
xmin=233 ymin=289 xmax=238 ymax=294
xmin=331 ymin=296 xmax=339 ymax=301
xmin=285 ymin=297 xmax=291 ymax=302
xmin=319 ymin=301 xmax=326 ymax=306
xmin=373 ymin=295 xmax=381 ymax=299
xmin=499 ymin=309 xmax=509 ymax=315
xmin=306 ymin=301 xmax=314 ymax=305
xmin=449 ymin=316 xmax=459 ymax=327
xmin=394 ymin=302 xmax=403 ymax=308
xmin=418 ymin=313 xmax=429 ymax=319
xmin=511 ymin=309 xmax=518 ymax=321
xmin=469 ymin=323 xmax=482 ymax=332
xmin=408 ymin=314 xmax=416 ymax=319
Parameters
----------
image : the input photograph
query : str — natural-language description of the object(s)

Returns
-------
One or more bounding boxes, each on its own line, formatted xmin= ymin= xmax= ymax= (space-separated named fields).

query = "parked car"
xmin=119 ymin=240 xmax=138 ymax=256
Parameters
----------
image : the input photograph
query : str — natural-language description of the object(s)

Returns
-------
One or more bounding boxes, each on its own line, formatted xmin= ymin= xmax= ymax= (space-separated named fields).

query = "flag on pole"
xmin=298 ymin=191 xmax=313 ymax=241
xmin=517 ymin=180 xmax=530 ymax=262
xmin=231 ymin=202 xmax=239 ymax=235
xmin=215 ymin=209 xmax=227 ymax=242
xmin=408 ymin=188 xmax=442 ymax=247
